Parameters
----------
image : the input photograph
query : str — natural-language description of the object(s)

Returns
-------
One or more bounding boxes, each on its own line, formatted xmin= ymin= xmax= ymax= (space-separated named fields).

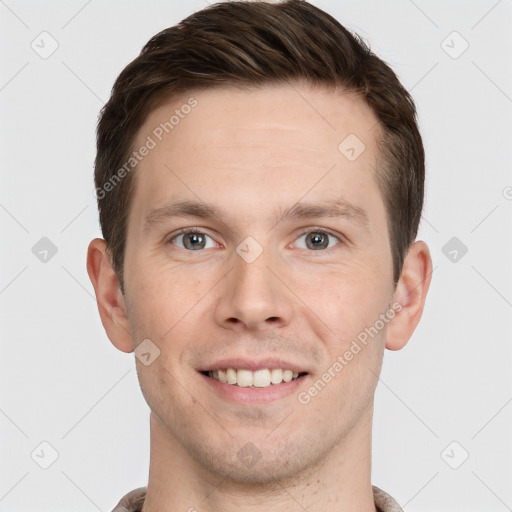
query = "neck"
xmin=141 ymin=407 xmax=377 ymax=512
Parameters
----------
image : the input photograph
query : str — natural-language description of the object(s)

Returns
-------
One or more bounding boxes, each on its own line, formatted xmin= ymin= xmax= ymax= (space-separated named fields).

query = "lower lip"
xmin=199 ymin=372 xmax=308 ymax=405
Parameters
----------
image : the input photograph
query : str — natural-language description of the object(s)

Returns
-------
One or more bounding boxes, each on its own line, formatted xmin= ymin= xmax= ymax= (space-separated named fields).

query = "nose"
xmin=214 ymin=244 xmax=293 ymax=332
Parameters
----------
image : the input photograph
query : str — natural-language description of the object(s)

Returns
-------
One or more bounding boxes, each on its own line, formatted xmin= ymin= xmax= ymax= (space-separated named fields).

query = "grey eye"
xmin=295 ymin=231 xmax=338 ymax=250
xmin=174 ymin=232 xmax=215 ymax=250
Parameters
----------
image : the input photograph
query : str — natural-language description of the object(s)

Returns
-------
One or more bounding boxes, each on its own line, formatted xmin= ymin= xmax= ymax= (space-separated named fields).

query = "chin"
xmin=189 ymin=437 xmax=324 ymax=487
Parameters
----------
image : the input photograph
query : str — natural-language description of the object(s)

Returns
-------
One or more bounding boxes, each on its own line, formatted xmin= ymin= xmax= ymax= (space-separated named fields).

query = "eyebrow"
xmin=143 ymin=198 xmax=369 ymax=232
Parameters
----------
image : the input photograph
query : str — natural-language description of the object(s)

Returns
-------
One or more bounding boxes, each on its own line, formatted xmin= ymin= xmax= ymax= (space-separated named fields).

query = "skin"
xmin=87 ymin=82 xmax=432 ymax=512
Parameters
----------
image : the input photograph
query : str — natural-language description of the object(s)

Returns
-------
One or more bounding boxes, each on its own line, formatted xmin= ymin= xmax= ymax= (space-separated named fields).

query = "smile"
xmin=203 ymin=368 xmax=307 ymax=388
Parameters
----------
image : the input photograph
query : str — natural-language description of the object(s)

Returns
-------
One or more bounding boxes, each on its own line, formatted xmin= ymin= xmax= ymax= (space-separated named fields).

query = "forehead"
xmin=137 ymin=83 xmax=378 ymax=152
xmin=128 ymin=83 xmax=383 ymax=229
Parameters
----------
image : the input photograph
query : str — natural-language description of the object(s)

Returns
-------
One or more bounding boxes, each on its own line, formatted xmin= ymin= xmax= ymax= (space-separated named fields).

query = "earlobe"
xmin=385 ymin=241 xmax=433 ymax=351
xmin=86 ymin=238 xmax=134 ymax=353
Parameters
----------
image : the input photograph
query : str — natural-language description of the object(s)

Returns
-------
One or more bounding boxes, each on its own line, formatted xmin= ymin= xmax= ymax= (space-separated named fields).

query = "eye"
xmin=171 ymin=229 xmax=216 ymax=251
xmin=294 ymin=229 xmax=341 ymax=251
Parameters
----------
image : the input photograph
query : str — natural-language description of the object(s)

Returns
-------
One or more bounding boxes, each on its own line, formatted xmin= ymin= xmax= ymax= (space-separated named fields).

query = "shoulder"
xmin=372 ymin=485 xmax=403 ymax=512
xmin=111 ymin=487 xmax=147 ymax=512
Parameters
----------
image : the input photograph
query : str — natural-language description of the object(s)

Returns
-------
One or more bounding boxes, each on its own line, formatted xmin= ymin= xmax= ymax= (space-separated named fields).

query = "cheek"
xmin=135 ymin=356 xmax=195 ymax=436
xmin=127 ymin=256 xmax=208 ymax=336
xmin=295 ymin=260 xmax=392 ymax=345
xmin=298 ymin=271 xmax=387 ymax=419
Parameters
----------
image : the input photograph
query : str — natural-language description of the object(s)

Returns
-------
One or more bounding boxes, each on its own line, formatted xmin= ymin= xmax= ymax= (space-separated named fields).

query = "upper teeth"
xmin=208 ymin=369 xmax=300 ymax=387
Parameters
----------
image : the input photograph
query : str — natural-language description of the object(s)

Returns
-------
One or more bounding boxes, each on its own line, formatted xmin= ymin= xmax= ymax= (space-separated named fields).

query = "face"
xmin=121 ymin=83 xmax=396 ymax=483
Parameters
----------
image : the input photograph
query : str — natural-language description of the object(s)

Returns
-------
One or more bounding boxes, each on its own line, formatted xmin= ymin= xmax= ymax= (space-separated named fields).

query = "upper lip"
xmin=199 ymin=357 xmax=310 ymax=373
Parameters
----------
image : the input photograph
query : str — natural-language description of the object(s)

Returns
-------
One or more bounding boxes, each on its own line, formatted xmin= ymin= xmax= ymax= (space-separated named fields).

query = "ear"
xmin=385 ymin=240 xmax=433 ymax=351
xmin=86 ymin=238 xmax=134 ymax=353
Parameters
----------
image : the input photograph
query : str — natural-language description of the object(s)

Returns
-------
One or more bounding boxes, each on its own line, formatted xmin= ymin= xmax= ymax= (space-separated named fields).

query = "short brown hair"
xmin=94 ymin=0 xmax=424 ymax=294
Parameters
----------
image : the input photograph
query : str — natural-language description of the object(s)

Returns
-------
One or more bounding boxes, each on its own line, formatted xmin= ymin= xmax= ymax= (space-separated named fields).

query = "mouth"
xmin=197 ymin=358 xmax=311 ymax=404
xmin=200 ymin=368 xmax=308 ymax=388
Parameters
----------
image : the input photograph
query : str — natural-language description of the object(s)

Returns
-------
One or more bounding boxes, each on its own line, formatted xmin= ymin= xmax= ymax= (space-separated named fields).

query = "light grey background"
xmin=1 ymin=1 xmax=511 ymax=510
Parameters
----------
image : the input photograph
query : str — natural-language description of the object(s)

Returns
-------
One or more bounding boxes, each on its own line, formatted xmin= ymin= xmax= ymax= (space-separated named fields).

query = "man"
xmin=87 ymin=1 xmax=432 ymax=511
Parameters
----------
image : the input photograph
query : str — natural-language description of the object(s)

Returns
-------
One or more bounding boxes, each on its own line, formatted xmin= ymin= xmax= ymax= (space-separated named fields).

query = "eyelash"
xmin=168 ymin=227 xmax=343 ymax=251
